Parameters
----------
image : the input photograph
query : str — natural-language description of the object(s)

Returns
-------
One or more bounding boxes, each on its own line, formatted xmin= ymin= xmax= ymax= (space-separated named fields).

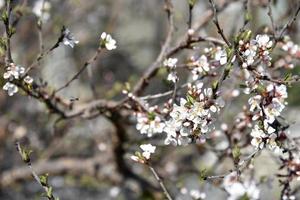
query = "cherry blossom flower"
xmin=140 ymin=144 xmax=156 ymax=159
xmin=163 ymin=58 xmax=178 ymax=68
xmin=192 ymin=55 xmax=210 ymax=80
xmin=255 ymin=34 xmax=273 ymax=49
xmin=62 ymin=28 xmax=79 ymax=48
xmin=100 ymin=32 xmax=117 ymax=50
xmin=167 ymin=71 xmax=178 ymax=83
xmin=136 ymin=112 xmax=165 ymax=137
xmin=3 ymin=82 xmax=18 ymax=96
xmin=164 ymin=58 xmax=178 ymax=83
xmin=215 ymin=47 xmax=227 ymax=65
xmin=24 ymin=76 xmax=34 ymax=84
xmin=181 ymin=188 xmax=206 ymax=200
xmin=223 ymin=172 xmax=260 ymax=200
xmin=282 ymin=40 xmax=299 ymax=56
xmin=3 ymin=63 xmax=25 ymax=80
xmin=131 ymin=144 xmax=156 ymax=163
xmin=163 ymin=84 xmax=224 ymax=146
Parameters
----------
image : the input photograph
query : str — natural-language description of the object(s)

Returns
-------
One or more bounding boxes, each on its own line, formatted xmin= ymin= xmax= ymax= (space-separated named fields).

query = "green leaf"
xmin=46 ymin=186 xmax=53 ymax=198
xmin=20 ymin=148 xmax=32 ymax=163
xmin=232 ymin=146 xmax=241 ymax=161
xmin=1 ymin=11 xmax=8 ymax=23
xmin=198 ymin=168 xmax=207 ymax=180
xmin=186 ymin=94 xmax=195 ymax=105
xmin=284 ymin=73 xmax=292 ymax=81
xmin=212 ymin=80 xmax=219 ymax=96
xmin=188 ymin=0 xmax=197 ymax=7
xmin=39 ymin=174 xmax=49 ymax=187
xmin=147 ymin=112 xmax=155 ymax=121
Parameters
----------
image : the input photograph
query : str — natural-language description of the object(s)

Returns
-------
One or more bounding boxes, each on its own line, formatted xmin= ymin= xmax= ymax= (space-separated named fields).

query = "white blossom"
xmin=3 ymin=64 xmax=25 ymax=80
xmin=140 ymin=144 xmax=156 ymax=159
xmin=248 ymin=95 xmax=262 ymax=112
xmin=282 ymin=40 xmax=299 ymax=55
xmin=3 ymin=82 xmax=18 ymax=96
xmin=136 ymin=112 xmax=165 ymax=137
xmin=215 ymin=47 xmax=227 ymax=65
xmin=24 ymin=76 xmax=34 ymax=84
xmin=167 ymin=71 xmax=178 ymax=83
xmin=100 ymin=32 xmax=117 ymax=50
xmin=163 ymin=58 xmax=178 ymax=68
xmin=192 ymin=55 xmax=210 ymax=80
xmin=223 ymin=172 xmax=260 ymax=200
xmin=255 ymin=34 xmax=273 ymax=49
xmin=62 ymin=28 xmax=79 ymax=48
xmin=163 ymin=85 xmax=223 ymax=146
xmin=33 ymin=0 xmax=51 ymax=22
xmin=189 ymin=189 xmax=206 ymax=200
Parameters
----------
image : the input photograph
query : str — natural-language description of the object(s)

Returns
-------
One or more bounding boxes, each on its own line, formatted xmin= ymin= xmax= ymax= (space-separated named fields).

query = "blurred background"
xmin=0 ymin=0 xmax=299 ymax=199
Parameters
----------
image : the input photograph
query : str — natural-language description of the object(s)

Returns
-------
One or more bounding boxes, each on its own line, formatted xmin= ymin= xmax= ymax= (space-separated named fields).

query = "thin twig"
xmin=4 ymin=0 xmax=13 ymax=64
xmin=132 ymin=0 xmax=175 ymax=96
xmin=55 ymin=47 xmax=102 ymax=93
xmin=209 ymin=0 xmax=232 ymax=47
xmin=277 ymin=4 xmax=300 ymax=41
xmin=267 ymin=0 xmax=276 ymax=37
xmin=148 ymin=165 xmax=173 ymax=200
xmin=15 ymin=142 xmax=56 ymax=200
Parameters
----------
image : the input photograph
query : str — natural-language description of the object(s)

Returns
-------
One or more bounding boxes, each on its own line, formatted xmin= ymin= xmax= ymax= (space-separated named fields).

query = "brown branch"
xmin=277 ymin=4 xmax=300 ymax=41
xmin=209 ymin=0 xmax=232 ymax=47
xmin=267 ymin=0 xmax=276 ymax=37
xmin=4 ymin=0 xmax=13 ymax=64
xmin=132 ymin=0 xmax=175 ymax=96
xmin=148 ymin=164 xmax=173 ymax=200
xmin=1 ymin=154 xmax=119 ymax=187
xmin=55 ymin=48 xmax=102 ymax=93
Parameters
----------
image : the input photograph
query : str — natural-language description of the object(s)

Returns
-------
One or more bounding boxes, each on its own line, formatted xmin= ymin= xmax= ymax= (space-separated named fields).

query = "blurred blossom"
xmin=223 ymin=172 xmax=260 ymax=200
xmin=3 ymin=63 xmax=25 ymax=80
xmin=62 ymin=28 xmax=79 ymax=48
xmin=24 ymin=76 xmax=34 ymax=84
xmin=163 ymin=58 xmax=178 ymax=68
xmin=0 ymin=0 xmax=4 ymax=8
xmin=131 ymin=144 xmax=156 ymax=162
xmin=33 ymin=0 xmax=51 ymax=22
xmin=3 ymin=82 xmax=18 ymax=96
xmin=215 ymin=47 xmax=227 ymax=65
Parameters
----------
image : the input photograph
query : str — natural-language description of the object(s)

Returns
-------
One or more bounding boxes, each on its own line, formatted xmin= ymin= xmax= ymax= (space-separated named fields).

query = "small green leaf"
xmin=20 ymin=148 xmax=32 ymax=163
xmin=147 ymin=112 xmax=155 ymax=121
xmin=39 ymin=174 xmax=49 ymax=187
xmin=186 ymin=94 xmax=195 ymax=105
xmin=188 ymin=0 xmax=197 ymax=7
xmin=232 ymin=146 xmax=241 ymax=161
xmin=46 ymin=186 xmax=53 ymax=198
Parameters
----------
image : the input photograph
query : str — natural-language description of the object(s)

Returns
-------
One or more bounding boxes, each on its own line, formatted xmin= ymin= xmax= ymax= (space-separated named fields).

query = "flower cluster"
xmin=163 ymin=83 xmax=225 ymax=145
xmin=164 ymin=57 xmax=178 ymax=83
xmin=136 ymin=110 xmax=165 ymax=137
xmin=248 ymin=83 xmax=288 ymax=152
xmin=100 ymin=32 xmax=117 ymax=50
xmin=223 ymin=172 xmax=260 ymax=200
xmin=239 ymin=34 xmax=273 ymax=68
xmin=131 ymin=144 xmax=156 ymax=163
xmin=2 ymin=63 xmax=33 ymax=96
